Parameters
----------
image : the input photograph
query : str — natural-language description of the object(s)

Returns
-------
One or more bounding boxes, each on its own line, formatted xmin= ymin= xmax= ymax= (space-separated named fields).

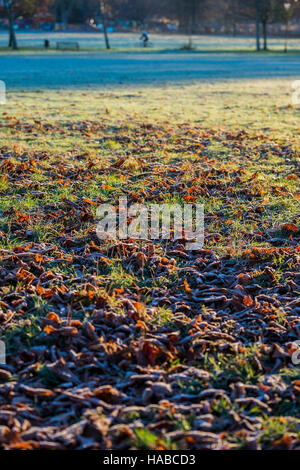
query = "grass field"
xmin=1 ymin=31 xmax=300 ymax=52
xmin=0 ymin=68 xmax=299 ymax=449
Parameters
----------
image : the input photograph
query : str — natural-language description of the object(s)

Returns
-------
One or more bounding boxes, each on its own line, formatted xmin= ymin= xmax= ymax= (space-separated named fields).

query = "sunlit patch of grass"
xmin=259 ymin=417 xmax=300 ymax=449
xmin=150 ymin=307 xmax=173 ymax=327
xmin=133 ymin=428 xmax=177 ymax=450
xmin=203 ymin=345 xmax=263 ymax=386
xmin=5 ymin=314 xmax=42 ymax=354
xmin=176 ymin=376 xmax=205 ymax=396
xmin=28 ymin=294 xmax=53 ymax=316
xmin=106 ymin=263 xmax=139 ymax=290
xmin=0 ymin=176 xmax=9 ymax=193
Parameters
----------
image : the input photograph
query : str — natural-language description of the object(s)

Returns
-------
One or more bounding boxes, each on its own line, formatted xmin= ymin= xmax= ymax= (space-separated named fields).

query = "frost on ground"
xmin=0 ymin=82 xmax=299 ymax=450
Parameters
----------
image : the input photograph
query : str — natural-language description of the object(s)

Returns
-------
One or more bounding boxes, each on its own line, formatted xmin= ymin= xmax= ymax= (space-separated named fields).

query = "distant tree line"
xmin=1 ymin=0 xmax=300 ymax=50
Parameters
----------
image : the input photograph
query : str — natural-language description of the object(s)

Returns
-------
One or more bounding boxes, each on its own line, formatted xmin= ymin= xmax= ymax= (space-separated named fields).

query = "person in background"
xmin=140 ymin=30 xmax=149 ymax=47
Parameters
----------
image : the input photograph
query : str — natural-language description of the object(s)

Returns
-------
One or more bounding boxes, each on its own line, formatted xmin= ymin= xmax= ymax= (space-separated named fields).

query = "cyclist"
xmin=140 ymin=30 xmax=149 ymax=47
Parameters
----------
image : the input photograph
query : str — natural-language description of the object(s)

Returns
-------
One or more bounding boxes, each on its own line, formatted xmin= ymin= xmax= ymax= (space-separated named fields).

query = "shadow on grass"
xmin=1 ymin=46 xmax=300 ymax=55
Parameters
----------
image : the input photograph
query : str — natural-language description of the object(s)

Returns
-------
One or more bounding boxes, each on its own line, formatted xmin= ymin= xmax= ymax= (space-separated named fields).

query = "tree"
xmin=118 ymin=0 xmax=155 ymax=26
xmin=235 ymin=0 xmax=290 ymax=51
xmin=254 ymin=0 xmax=261 ymax=51
xmin=272 ymin=0 xmax=299 ymax=52
xmin=99 ymin=0 xmax=110 ymax=49
xmin=96 ymin=0 xmax=128 ymax=49
xmin=170 ymin=0 xmax=205 ymax=34
xmin=54 ymin=0 xmax=76 ymax=29
xmin=2 ymin=1 xmax=18 ymax=49
xmin=0 ymin=0 xmax=54 ymax=49
xmin=258 ymin=0 xmax=273 ymax=50
xmin=235 ymin=0 xmax=262 ymax=51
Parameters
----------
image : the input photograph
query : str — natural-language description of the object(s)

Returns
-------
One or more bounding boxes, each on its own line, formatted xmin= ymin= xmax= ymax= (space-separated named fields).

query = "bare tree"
xmin=236 ymin=0 xmax=261 ymax=50
xmin=258 ymin=0 xmax=273 ymax=50
xmin=235 ymin=0 xmax=285 ymax=51
xmin=120 ymin=0 xmax=155 ymax=26
xmin=1 ymin=0 xmax=55 ymax=49
xmin=254 ymin=0 xmax=261 ymax=51
xmin=99 ymin=0 xmax=110 ymax=49
xmin=170 ymin=0 xmax=206 ymax=34
xmin=3 ymin=0 xmax=18 ymax=49
xmin=54 ymin=0 xmax=76 ymax=29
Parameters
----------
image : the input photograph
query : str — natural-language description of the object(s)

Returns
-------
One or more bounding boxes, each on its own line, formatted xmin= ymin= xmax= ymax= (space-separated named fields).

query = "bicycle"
xmin=136 ymin=39 xmax=153 ymax=48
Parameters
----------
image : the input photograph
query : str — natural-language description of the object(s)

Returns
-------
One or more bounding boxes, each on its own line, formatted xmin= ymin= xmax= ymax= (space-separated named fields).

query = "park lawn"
xmin=0 ymin=79 xmax=299 ymax=450
xmin=1 ymin=32 xmax=300 ymax=51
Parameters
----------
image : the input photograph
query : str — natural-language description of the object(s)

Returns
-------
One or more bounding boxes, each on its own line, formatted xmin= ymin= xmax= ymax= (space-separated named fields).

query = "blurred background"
xmin=1 ymin=0 xmax=300 ymax=51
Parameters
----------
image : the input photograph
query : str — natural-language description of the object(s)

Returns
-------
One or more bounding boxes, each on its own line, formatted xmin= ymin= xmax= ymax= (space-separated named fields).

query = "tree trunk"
xmin=262 ymin=21 xmax=267 ymax=50
xmin=103 ymin=21 xmax=110 ymax=49
xmin=232 ymin=22 xmax=237 ymax=37
xmin=255 ymin=7 xmax=260 ymax=51
xmin=100 ymin=1 xmax=110 ymax=49
xmin=7 ymin=3 xmax=17 ymax=50
xmin=190 ymin=0 xmax=197 ymax=35
xmin=56 ymin=0 xmax=75 ymax=30
xmin=61 ymin=10 xmax=69 ymax=30
xmin=54 ymin=0 xmax=62 ymax=29
xmin=284 ymin=17 xmax=288 ymax=53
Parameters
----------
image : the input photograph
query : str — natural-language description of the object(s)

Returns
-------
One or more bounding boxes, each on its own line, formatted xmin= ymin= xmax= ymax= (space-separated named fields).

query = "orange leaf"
xmin=82 ymin=197 xmax=96 ymax=205
xmin=46 ymin=312 xmax=61 ymax=325
xmin=36 ymin=284 xmax=45 ymax=295
xmin=35 ymin=253 xmax=43 ymax=263
xmin=243 ymin=296 xmax=253 ymax=307
xmin=184 ymin=278 xmax=191 ymax=293
xmin=44 ymin=325 xmax=56 ymax=334
xmin=184 ymin=195 xmax=197 ymax=202
xmin=281 ymin=223 xmax=298 ymax=233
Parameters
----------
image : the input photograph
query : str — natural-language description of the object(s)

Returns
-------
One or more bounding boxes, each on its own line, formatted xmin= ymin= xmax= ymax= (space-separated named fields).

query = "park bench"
xmin=56 ymin=41 xmax=80 ymax=51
